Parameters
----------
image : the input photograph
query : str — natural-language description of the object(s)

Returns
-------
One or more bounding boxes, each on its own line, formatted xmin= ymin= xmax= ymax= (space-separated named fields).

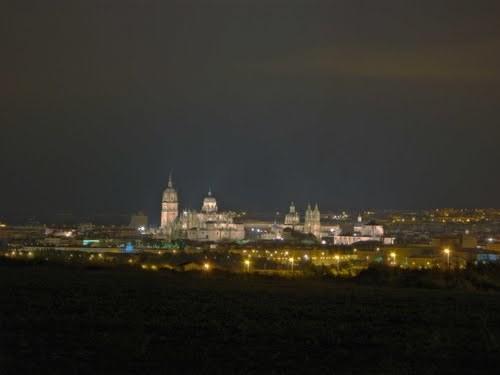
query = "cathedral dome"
xmin=202 ymin=189 xmax=218 ymax=213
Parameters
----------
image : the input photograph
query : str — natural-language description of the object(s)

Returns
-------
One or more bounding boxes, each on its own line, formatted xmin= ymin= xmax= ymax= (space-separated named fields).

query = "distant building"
xmin=430 ymin=233 xmax=478 ymax=250
xmin=0 ymin=225 xmax=7 ymax=249
xmin=303 ymin=204 xmax=321 ymax=239
xmin=160 ymin=173 xmax=179 ymax=235
xmin=354 ymin=221 xmax=384 ymax=237
xmin=178 ymin=190 xmax=245 ymax=242
xmin=284 ymin=202 xmax=300 ymax=227
xmin=0 ymin=225 xmax=45 ymax=240
xmin=78 ymin=223 xmax=95 ymax=234
xmin=159 ymin=177 xmax=244 ymax=242
xmin=333 ymin=219 xmax=395 ymax=245
xmin=129 ymin=212 xmax=148 ymax=229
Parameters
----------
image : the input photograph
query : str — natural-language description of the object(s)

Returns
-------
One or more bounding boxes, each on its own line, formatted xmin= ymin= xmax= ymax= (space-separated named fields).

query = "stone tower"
xmin=311 ymin=204 xmax=321 ymax=239
xmin=303 ymin=204 xmax=313 ymax=234
xmin=160 ymin=173 xmax=178 ymax=230
xmin=304 ymin=203 xmax=321 ymax=239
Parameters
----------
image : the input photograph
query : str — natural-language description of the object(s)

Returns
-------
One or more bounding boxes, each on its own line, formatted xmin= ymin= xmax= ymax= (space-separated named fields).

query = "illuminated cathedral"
xmin=283 ymin=201 xmax=322 ymax=238
xmin=160 ymin=175 xmax=244 ymax=241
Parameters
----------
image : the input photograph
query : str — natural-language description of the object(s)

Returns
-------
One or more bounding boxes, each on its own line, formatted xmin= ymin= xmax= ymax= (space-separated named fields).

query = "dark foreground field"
xmin=1 ymin=264 xmax=500 ymax=374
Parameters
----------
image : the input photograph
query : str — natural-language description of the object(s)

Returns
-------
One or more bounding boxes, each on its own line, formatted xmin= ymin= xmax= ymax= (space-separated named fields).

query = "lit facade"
xmin=160 ymin=174 xmax=179 ymax=234
xmin=284 ymin=202 xmax=300 ymax=227
xmin=303 ymin=204 xmax=321 ymax=238
xmin=160 ymin=177 xmax=244 ymax=242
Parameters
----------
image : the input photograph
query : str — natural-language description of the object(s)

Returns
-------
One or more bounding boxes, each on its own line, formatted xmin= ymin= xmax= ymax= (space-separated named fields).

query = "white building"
xmin=284 ymin=202 xmax=300 ymax=227
xmin=129 ymin=212 xmax=148 ymax=230
xmin=160 ymin=178 xmax=244 ymax=242
xmin=281 ymin=202 xmax=393 ymax=245
xmin=303 ymin=203 xmax=321 ymax=238
xmin=333 ymin=220 xmax=395 ymax=245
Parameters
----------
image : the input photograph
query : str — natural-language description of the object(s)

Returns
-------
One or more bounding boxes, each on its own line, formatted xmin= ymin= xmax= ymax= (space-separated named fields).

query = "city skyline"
xmin=2 ymin=169 xmax=500 ymax=226
xmin=3 ymin=2 xmax=500 ymax=374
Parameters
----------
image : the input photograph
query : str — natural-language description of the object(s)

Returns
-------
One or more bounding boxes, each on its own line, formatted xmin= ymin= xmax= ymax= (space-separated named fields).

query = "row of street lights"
xmin=243 ymin=254 xmax=344 ymax=273
xmin=242 ymin=248 xmax=453 ymax=272
xmin=388 ymin=248 xmax=452 ymax=268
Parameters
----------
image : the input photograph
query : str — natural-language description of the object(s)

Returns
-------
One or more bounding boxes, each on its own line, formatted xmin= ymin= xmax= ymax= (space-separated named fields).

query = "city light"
xmin=334 ymin=254 xmax=340 ymax=270
xmin=244 ymin=259 xmax=251 ymax=272
xmin=390 ymin=252 xmax=397 ymax=265
xmin=203 ymin=263 xmax=211 ymax=271
xmin=443 ymin=248 xmax=451 ymax=268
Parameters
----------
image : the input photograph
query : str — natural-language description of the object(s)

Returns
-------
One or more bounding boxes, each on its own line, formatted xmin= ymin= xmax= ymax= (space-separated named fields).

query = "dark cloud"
xmin=249 ymin=40 xmax=500 ymax=81
xmin=1 ymin=0 xmax=500 ymax=223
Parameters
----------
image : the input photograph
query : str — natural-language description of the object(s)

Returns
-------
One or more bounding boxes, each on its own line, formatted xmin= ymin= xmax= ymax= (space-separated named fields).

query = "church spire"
xmin=168 ymin=171 xmax=173 ymax=188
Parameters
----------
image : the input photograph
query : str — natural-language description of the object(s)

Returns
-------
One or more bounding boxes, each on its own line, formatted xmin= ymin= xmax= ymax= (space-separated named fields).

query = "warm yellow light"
xmin=390 ymin=252 xmax=396 ymax=258
xmin=151 ymin=265 xmax=158 ymax=271
xmin=203 ymin=263 xmax=211 ymax=271
xmin=443 ymin=248 xmax=450 ymax=255
xmin=244 ymin=259 xmax=250 ymax=266
xmin=289 ymin=257 xmax=294 ymax=263
xmin=141 ymin=264 xmax=148 ymax=269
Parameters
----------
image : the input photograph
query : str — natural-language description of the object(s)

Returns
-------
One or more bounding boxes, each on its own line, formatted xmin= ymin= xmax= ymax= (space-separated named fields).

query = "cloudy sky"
xmin=1 ymin=0 xmax=500 ymax=223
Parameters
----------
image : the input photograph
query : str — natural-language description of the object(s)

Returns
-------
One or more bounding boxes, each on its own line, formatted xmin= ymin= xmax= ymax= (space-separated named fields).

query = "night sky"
xmin=1 ymin=0 xmax=500 ymax=224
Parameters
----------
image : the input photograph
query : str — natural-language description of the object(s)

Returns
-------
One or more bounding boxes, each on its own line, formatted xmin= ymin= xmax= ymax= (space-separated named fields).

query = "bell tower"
xmin=161 ymin=173 xmax=179 ymax=229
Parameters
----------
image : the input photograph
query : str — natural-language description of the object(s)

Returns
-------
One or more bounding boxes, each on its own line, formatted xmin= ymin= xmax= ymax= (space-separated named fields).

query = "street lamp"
xmin=443 ymin=248 xmax=450 ymax=269
xmin=203 ymin=262 xmax=211 ymax=271
xmin=289 ymin=257 xmax=294 ymax=273
xmin=244 ymin=259 xmax=251 ymax=273
xmin=390 ymin=252 xmax=397 ymax=266
xmin=334 ymin=254 xmax=340 ymax=271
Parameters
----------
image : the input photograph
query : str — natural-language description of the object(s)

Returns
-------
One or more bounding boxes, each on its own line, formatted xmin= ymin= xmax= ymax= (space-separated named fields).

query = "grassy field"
xmin=1 ymin=263 xmax=500 ymax=374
